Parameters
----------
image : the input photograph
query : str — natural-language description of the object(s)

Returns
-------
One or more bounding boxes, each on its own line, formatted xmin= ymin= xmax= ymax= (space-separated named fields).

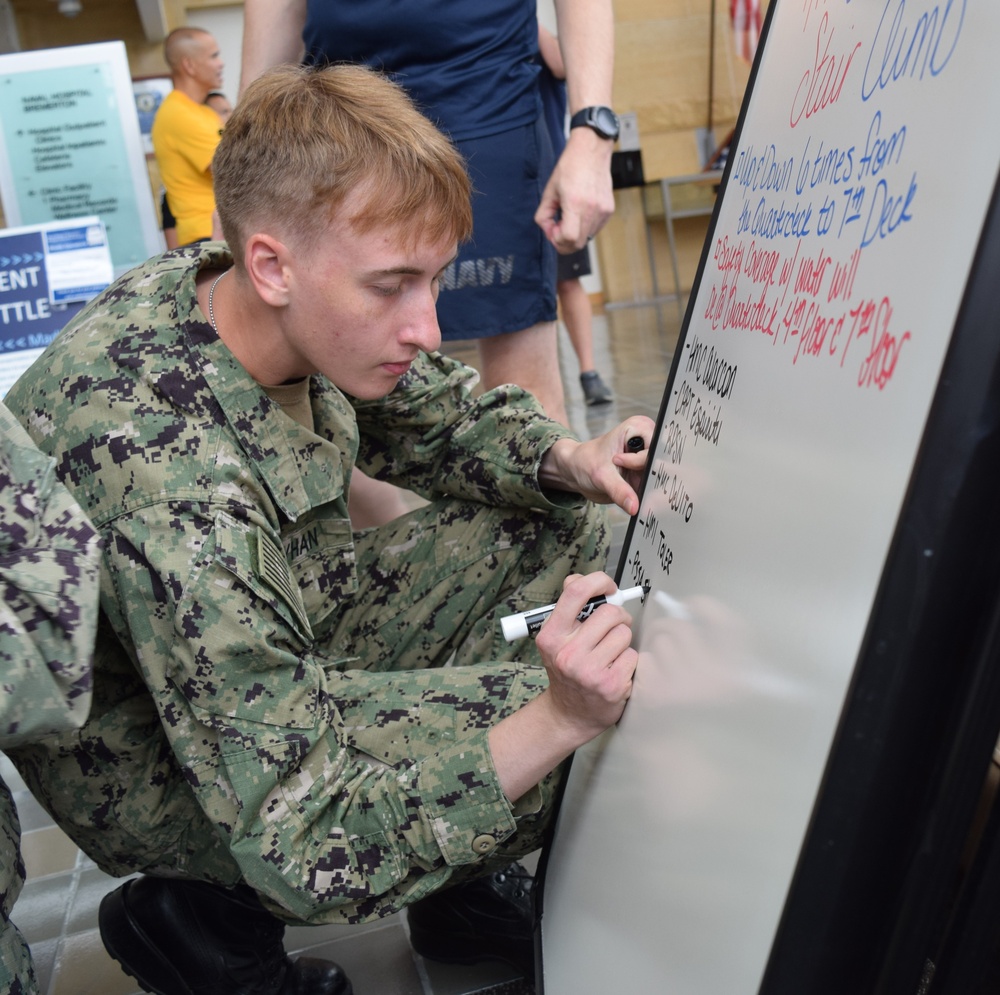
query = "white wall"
xmin=183 ymin=4 xmax=242 ymax=103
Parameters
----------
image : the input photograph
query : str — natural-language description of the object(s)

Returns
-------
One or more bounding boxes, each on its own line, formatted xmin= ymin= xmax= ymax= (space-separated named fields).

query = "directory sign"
xmin=0 ymin=42 xmax=162 ymax=276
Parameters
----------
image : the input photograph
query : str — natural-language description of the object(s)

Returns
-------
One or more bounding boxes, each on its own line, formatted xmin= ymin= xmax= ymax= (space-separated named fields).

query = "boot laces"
xmin=492 ymin=862 xmax=535 ymax=902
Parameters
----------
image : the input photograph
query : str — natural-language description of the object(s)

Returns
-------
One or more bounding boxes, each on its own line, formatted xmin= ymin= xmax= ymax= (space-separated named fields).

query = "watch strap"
xmin=569 ymin=106 xmax=620 ymax=141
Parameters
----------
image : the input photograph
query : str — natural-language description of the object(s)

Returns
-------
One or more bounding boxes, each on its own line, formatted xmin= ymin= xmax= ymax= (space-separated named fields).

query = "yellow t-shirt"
xmin=151 ymin=90 xmax=222 ymax=245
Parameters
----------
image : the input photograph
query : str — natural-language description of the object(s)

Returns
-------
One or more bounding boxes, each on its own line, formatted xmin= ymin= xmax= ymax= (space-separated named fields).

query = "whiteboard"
xmin=540 ymin=2 xmax=1000 ymax=992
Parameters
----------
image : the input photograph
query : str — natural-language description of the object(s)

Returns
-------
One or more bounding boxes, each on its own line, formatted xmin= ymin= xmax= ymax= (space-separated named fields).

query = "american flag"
xmin=730 ymin=0 xmax=762 ymax=63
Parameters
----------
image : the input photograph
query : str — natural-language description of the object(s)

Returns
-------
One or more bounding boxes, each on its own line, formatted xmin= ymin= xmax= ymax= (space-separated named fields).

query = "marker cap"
xmin=500 ymin=613 xmax=530 ymax=641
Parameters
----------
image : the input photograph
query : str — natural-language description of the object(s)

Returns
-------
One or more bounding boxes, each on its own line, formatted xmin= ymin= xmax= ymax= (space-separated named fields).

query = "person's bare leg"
xmin=476 ymin=320 xmax=568 ymax=428
xmin=558 ymin=277 xmax=612 ymax=406
xmin=558 ymin=277 xmax=596 ymax=373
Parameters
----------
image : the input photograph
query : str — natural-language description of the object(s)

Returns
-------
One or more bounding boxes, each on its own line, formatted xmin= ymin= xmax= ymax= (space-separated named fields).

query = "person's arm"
xmin=538 ymin=416 xmax=653 ymax=518
xmin=0 ymin=405 xmax=101 ymax=748
xmin=537 ymin=23 xmax=566 ymax=79
xmin=354 ymin=352 xmax=652 ymax=517
xmin=488 ymin=571 xmax=638 ymax=802
xmin=239 ymin=0 xmax=308 ymax=96
xmin=535 ymin=0 xmax=617 ymax=253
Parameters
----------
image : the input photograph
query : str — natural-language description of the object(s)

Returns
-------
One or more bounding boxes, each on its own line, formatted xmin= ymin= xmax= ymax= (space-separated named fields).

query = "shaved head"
xmin=164 ymin=27 xmax=213 ymax=72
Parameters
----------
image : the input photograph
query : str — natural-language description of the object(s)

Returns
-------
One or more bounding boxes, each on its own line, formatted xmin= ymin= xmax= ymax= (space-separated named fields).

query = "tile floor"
xmin=2 ymin=298 xmax=684 ymax=995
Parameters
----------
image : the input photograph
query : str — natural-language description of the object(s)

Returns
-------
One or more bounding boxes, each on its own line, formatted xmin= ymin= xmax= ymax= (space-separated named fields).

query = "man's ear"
xmin=244 ymin=233 xmax=291 ymax=308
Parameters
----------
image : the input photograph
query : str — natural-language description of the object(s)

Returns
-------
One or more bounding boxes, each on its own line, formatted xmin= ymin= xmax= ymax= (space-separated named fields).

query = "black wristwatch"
xmin=569 ymin=105 xmax=621 ymax=142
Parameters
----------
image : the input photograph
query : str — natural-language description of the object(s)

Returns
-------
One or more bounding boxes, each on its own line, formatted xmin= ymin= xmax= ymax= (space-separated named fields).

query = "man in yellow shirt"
xmin=152 ymin=27 xmax=225 ymax=245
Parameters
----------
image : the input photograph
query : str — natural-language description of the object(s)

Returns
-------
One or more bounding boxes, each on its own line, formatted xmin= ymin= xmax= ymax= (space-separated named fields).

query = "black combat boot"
xmin=406 ymin=862 xmax=536 ymax=981
xmin=98 ymin=876 xmax=353 ymax=995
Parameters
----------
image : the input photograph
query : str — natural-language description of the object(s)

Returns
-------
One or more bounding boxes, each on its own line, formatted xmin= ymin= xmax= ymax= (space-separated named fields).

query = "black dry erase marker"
xmin=626 ymin=435 xmax=645 ymax=453
xmin=500 ymin=585 xmax=646 ymax=641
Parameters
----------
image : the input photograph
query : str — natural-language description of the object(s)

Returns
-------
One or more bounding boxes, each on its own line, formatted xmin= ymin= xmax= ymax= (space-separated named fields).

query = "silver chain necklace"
xmin=207 ymin=268 xmax=229 ymax=332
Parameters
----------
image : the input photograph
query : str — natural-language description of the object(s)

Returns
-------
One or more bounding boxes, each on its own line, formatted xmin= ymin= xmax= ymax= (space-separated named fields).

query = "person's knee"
xmin=537 ymin=501 xmax=611 ymax=577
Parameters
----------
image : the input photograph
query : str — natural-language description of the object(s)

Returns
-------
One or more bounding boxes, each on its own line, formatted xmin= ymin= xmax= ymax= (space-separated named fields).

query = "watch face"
xmin=594 ymin=106 xmax=619 ymax=138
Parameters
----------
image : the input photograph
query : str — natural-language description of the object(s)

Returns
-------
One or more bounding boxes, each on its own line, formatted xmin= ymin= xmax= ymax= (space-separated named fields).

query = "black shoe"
xmin=98 ymin=877 xmax=353 ymax=995
xmin=406 ymin=862 xmax=536 ymax=980
xmin=580 ymin=370 xmax=613 ymax=406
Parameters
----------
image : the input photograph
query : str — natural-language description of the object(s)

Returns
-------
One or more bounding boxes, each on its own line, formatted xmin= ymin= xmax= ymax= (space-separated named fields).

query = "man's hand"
xmin=534 ymin=572 xmax=639 ymax=737
xmin=488 ymin=571 xmax=640 ymax=802
xmin=534 ymin=128 xmax=615 ymax=253
xmin=538 ymin=416 xmax=654 ymax=517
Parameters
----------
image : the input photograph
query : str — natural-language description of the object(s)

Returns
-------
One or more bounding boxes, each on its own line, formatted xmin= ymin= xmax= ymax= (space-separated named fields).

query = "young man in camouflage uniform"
xmin=5 ymin=64 xmax=651 ymax=995
xmin=0 ymin=403 xmax=101 ymax=995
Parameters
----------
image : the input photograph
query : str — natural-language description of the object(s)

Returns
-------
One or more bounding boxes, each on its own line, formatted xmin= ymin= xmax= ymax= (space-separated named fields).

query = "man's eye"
xmin=374 ymin=285 xmax=401 ymax=297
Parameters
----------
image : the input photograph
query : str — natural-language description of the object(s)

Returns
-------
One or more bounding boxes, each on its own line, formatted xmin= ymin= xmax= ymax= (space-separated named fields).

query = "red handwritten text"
xmin=791 ymin=12 xmax=863 ymax=127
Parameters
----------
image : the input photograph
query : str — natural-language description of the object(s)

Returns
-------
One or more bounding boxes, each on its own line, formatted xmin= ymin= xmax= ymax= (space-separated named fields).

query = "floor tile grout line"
xmin=45 ymin=846 xmax=89 ymax=995
xmin=413 ymin=949 xmax=435 ymax=995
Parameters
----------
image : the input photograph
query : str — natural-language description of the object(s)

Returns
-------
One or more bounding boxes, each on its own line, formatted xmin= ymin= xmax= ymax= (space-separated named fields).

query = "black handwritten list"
xmin=625 ymin=333 xmax=735 ymax=592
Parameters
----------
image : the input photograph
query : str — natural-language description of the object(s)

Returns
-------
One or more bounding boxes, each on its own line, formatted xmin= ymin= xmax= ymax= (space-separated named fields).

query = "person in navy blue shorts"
xmin=240 ymin=0 xmax=619 ymax=428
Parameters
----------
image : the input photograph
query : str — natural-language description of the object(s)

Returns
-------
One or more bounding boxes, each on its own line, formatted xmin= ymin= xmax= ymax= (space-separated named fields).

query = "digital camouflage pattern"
xmin=4 ymin=243 xmax=610 ymax=926
xmin=0 ymin=402 xmax=101 ymax=995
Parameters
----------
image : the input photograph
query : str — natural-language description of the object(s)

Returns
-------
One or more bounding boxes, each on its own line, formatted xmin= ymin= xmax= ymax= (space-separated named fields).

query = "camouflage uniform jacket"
xmin=5 ymin=243 xmax=584 ymax=923
xmin=0 ymin=401 xmax=100 ymax=749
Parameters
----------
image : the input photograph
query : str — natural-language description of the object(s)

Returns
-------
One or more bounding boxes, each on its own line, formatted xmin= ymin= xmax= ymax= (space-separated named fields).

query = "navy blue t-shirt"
xmin=302 ymin=0 xmax=541 ymax=142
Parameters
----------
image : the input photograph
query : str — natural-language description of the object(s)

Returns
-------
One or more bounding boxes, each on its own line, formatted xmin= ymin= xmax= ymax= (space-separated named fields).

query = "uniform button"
xmin=472 ymin=834 xmax=497 ymax=854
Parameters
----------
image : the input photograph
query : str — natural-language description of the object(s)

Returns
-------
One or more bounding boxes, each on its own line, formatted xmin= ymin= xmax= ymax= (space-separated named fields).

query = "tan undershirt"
xmin=260 ymin=378 xmax=314 ymax=432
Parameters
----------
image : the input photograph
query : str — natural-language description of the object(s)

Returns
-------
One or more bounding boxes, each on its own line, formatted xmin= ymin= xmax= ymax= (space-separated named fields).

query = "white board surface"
xmin=541 ymin=2 xmax=1000 ymax=992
